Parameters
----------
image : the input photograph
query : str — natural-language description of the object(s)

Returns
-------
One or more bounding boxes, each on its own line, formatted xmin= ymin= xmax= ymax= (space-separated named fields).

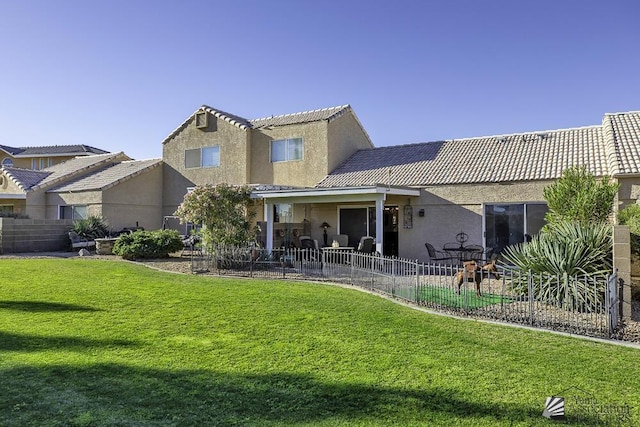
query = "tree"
xmin=174 ymin=183 xmax=256 ymax=248
xmin=543 ymin=166 xmax=618 ymax=226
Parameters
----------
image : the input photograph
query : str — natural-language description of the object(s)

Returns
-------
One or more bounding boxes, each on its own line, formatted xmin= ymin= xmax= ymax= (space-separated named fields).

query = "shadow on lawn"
xmin=0 ymin=332 xmax=137 ymax=352
xmin=0 ymin=300 xmax=101 ymax=312
xmin=0 ymin=364 xmax=606 ymax=426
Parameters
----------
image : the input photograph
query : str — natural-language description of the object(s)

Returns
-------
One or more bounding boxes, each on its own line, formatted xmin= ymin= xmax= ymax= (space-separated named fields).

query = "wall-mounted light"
xmin=418 ymin=209 xmax=425 ymax=217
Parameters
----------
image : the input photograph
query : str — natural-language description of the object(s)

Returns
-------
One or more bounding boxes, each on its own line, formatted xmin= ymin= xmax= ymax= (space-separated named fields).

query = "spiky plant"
xmin=502 ymin=221 xmax=612 ymax=312
xmin=71 ymin=215 xmax=110 ymax=239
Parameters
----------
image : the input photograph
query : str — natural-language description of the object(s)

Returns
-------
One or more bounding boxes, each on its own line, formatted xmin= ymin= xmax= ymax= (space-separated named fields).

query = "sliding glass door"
xmin=338 ymin=207 xmax=376 ymax=248
xmin=484 ymin=203 xmax=547 ymax=254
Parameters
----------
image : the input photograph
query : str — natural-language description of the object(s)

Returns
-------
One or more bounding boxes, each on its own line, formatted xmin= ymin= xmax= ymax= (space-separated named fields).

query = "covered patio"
xmin=252 ymin=185 xmax=421 ymax=257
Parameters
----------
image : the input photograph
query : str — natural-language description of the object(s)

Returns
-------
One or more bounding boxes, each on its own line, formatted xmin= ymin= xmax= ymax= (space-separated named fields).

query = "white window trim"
xmin=184 ymin=145 xmax=220 ymax=169
xmin=270 ymin=137 xmax=303 ymax=163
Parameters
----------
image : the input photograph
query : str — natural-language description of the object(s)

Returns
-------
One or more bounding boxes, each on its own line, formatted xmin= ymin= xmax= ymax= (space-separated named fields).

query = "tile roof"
xmin=162 ymin=104 xmax=353 ymax=144
xmin=2 ymin=167 xmax=50 ymax=191
xmin=0 ymin=145 xmax=23 ymax=156
xmin=317 ymin=125 xmax=608 ymax=187
xmin=250 ymin=105 xmax=351 ymax=128
xmin=48 ymin=159 xmax=162 ymax=192
xmin=33 ymin=152 xmax=130 ymax=190
xmin=603 ymin=111 xmax=640 ymax=175
xmin=0 ymin=144 xmax=109 ymax=157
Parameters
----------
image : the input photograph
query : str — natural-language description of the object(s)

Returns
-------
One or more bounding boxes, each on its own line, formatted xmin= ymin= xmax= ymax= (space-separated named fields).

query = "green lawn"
xmin=0 ymin=259 xmax=638 ymax=426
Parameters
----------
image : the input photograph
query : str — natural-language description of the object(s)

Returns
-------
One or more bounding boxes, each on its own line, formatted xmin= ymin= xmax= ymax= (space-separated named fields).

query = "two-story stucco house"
xmin=161 ymin=104 xmax=378 ymax=248
xmin=161 ymin=104 xmax=640 ymax=261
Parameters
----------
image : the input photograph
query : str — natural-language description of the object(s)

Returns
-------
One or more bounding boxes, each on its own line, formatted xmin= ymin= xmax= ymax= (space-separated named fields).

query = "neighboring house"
xmin=0 ymin=152 xmax=163 ymax=231
xmin=0 ymin=144 xmax=109 ymax=170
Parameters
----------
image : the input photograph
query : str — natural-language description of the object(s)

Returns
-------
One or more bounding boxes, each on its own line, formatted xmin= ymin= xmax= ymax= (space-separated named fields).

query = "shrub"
xmin=618 ymin=204 xmax=640 ymax=255
xmin=543 ymin=166 xmax=618 ymax=227
xmin=112 ymin=229 xmax=184 ymax=260
xmin=71 ymin=216 xmax=110 ymax=239
xmin=174 ymin=183 xmax=257 ymax=251
xmin=502 ymin=221 xmax=612 ymax=312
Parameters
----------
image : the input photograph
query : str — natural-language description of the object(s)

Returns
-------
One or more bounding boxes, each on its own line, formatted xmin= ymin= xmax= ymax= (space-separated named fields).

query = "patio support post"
xmin=375 ymin=196 xmax=384 ymax=255
xmin=265 ymin=201 xmax=274 ymax=253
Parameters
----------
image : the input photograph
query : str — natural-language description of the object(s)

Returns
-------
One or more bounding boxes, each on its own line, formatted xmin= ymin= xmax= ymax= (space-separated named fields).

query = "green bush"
xmin=618 ymin=204 xmax=640 ymax=255
xmin=71 ymin=216 xmax=110 ymax=239
xmin=502 ymin=221 xmax=612 ymax=312
xmin=112 ymin=230 xmax=184 ymax=260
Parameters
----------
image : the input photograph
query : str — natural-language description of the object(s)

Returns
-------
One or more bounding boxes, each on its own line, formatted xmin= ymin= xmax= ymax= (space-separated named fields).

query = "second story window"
xmin=30 ymin=158 xmax=53 ymax=170
xmin=185 ymin=146 xmax=220 ymax=169
xmin=271 ymin=138 xmax=303 ymax=162
xmin=1 ymin=158 xmax=13 ymax=168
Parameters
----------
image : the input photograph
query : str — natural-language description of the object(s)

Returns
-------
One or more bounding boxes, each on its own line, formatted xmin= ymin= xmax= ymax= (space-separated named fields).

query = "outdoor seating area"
xmin=425 ymin=233 xmax=491 ymax=266
xmin=68 ymin=231 xmax=96 ymax=251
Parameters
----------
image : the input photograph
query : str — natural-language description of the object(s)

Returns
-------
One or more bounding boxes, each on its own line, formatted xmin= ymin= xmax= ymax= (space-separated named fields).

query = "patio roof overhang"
xmin=0 ymin=193 xmax=26 ymax=200
xmin=252 ymin=185 xmax=421 ymax=254
xmin=251 ymin=184 xmax=421 ymax=203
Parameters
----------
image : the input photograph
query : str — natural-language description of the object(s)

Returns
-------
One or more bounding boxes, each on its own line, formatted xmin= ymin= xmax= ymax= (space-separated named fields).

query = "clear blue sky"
xmin=1 ymin=0 xmax=639 ymax=161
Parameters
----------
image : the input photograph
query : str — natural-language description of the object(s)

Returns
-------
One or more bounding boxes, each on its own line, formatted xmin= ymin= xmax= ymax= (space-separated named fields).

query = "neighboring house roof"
xmin=0 ymin=145 xmax=23 ymax=156
xmin=0 ymin=144 xmax=109 ymax=157
xmin=1 ymin=167 xmax=51 ymax=191
xmin=317 ymin=125 xmax=610 ymax=187
xmin=162 ymin=104 xmax=367 ymax=145
xmin=1 ymin=152 xmax=129 ymax=191
xmin=48 ymin=158 xmax=162 ymax=193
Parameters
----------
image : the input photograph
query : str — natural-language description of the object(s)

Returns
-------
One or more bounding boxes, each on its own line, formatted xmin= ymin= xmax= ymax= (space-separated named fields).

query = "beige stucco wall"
xmin=102 ymin=164 xmax=163 ymax=231
xmin=615 ymin=176 xmax=640 ymax=210
xmin=45 ymin=191 xmax=103 ymax=220
xmin=2 ymin=155 xmax=75 ymax=170
xmin=326 ymin=112 xmax=373 ymax=172
xmin=0 ymin=172 xmax=27 ymax=215
xmin=249 ymin=121 xmax=330 ymax=187
xmin=287 ymin=181 xmax=550 ymax=261
xmin=162 ymin=114 xmax=251 ymax=217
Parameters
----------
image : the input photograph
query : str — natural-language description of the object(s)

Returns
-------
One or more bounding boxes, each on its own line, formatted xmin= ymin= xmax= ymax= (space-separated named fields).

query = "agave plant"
xmin=502 ymin=221 xmax=612 ymax=312
xmin=71 ymin=215 xmax=110 ymax=239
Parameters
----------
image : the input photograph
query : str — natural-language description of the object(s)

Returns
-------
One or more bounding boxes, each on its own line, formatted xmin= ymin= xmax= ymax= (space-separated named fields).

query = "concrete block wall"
xmin=0 ymin=218 xmax=74 ymax=254
xmin=613 ymin=225 xmax=632 ymax=319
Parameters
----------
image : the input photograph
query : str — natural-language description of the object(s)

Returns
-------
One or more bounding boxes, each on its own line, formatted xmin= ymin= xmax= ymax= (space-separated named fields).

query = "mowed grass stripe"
xmin=0 ymin=258 xmax=637 ymax=426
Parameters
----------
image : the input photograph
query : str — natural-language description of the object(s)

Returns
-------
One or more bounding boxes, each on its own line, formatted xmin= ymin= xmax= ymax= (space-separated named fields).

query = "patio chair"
xmin=463 ymin=244 xmax=484 ymax=262
xmin=68 ymin=231 xmax=96 ymax=251
xmin=425 ymin=243 xmax=453 ymax=264
xmin=299 ymin=236 xmax=320 ymax=262
xmin=356 ymin=236 xmax=375 ymax=254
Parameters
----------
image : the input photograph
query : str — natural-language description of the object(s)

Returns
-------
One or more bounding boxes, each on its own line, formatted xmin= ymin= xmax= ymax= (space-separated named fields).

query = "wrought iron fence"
xmin=190 ymin=246 xmax=620 ymax=339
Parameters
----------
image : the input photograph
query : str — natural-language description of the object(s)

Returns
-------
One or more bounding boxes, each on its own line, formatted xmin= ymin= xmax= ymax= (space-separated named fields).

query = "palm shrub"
xmin=113 ymin=229 xmax=184 ymax=260
xmin=71 ymin=215 xmax=110 ymax=239
xmin=502 ymin=221 xmax=612 ymax=312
